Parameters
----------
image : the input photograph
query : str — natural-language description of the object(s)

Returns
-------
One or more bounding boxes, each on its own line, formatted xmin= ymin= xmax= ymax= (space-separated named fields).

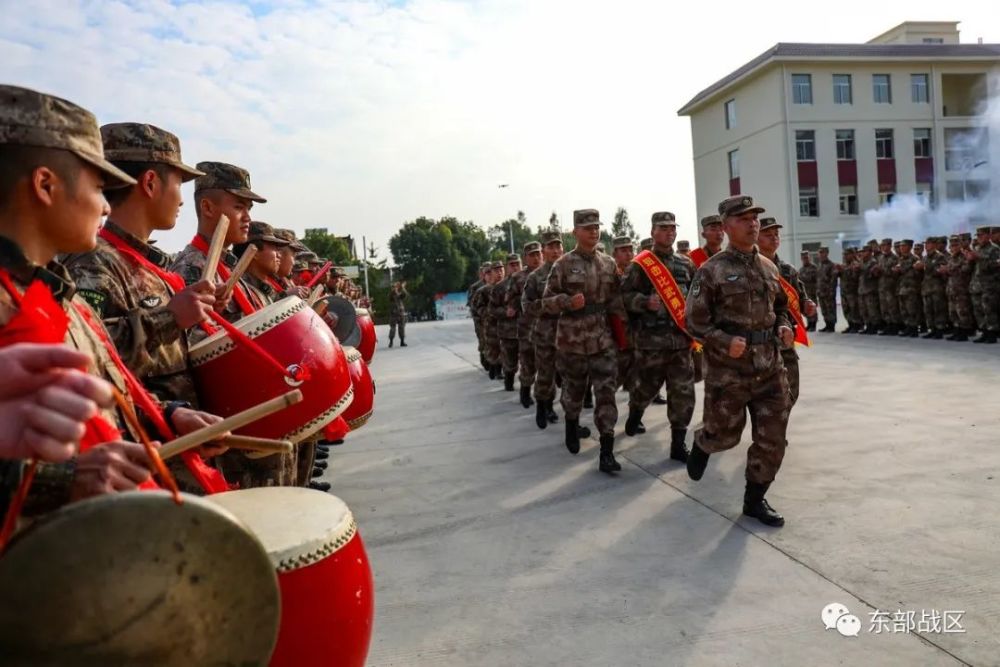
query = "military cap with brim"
xmin=612 ymin=236 xmax=634 ymax=249
xmin=651 ymin=212 xmax=677 ymax=226
xmin=949 ymin=235 xmax=961 ymax=242
xmin=700 ymin=214 xmax=722 ymax=228
xmin=274 ymin=228 xmax=308 ymax=252
xmin=818 ymin=246 xmax=830 ymax=252
xmin=0 ymin=85 xmax=136 ymax=189
xmin=195 ymin=161 xmax=266 ymax=203
xmin=247 ymin=221 xmax=290 ymax=246
xmin=976 ymin=226 xmax=992 ymax=234
xmin=900 ymin=239 xmax=913 ymax=246
xmin=759 ymin=217 xmax=782 ymax=231
xmin=101 ymin=123 xmax=204 ymax=182
xmin=573 ymin=209 xmax=603 ymax=227
xmin=718 ymin=195 xmax=764 ymax=218
xmin=640 ymin=237 xmax=653 ymax=250
xmin=506 ymin=253 xmax=521 ymax=263
xmin=677 ymin=240 xmax=691 ymax=250
xmin=523 ymin=241 xmax=542 ymax=254
xmin=880 ymin=238 xmax=893 ymax=245
xmin=540 ymin=230 xmax=562 ymax=245
xmin=296 ymin=251 xmax=319 ymax=263
xmin=491 ymin=261 xmax=504 ymax=269
xmin=960 ymin=232 xmax=972 ymax=240
xmin=480 ymin=261 xmax=492 ymax=270
xmin=800 ymin=249 xmax=810 ymax=255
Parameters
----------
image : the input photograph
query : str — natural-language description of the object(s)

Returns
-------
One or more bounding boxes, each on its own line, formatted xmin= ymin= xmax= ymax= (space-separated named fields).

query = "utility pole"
xmin=508 ymin=219 xmax=514 ymax=254
xmin=361 ymin=235 xmax=370 ymax=297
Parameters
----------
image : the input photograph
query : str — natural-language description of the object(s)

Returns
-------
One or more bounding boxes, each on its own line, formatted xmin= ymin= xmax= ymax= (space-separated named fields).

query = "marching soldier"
xmin=816 ymin=246 xmax=838 ymax=332
xmin=968 ymin=226 xmax=1000 ymax=344
xmin=388 ymin=281 xmax=409 ymax=347
xmin=919 ymin=236 xmax=950 ymax=339
xmin=945 ymin=234 xmax=975 ymax=341
xmin=524 ymin=232 xmax=564 ymax=428
xmin=875 ymin=238 xmax=901 ymax=335
xmin=676 ymin=240 xmax=691 ymax=258
xmin=467 ymin=263 xmax=489 ymax=369
xmin=640 ymin=238 xmax=653 ymax=252
xmin=689 ymin=215 xmax=724 ymax=268
xmin=621 ymin=213 xmax=696 ymax=463
xmin=508 ymin=242 xmax=543 ymax=408
xmin=838 ymin=248 xmax=862 ymax=333
xmin=858 ymin=244 xmax=882 ymax=334
xmin=912 ymin=241 xmax=926 ymax=332
xmin=475 ymin=262 xmax=504 ymax=379
xmin=685 ymin=195 xmax=793 ymax=527
xmin=542 ymin=210 xmax=627 ymax=473
xmin=611 ymin=236 xmax=638 ymax=412
xmin=494 ymin=253 xmax=522 ymax=391
xmin=798 ymin=250 xmax=818 ymax=331
xmin=894 ymin=239 xmax=921 ymax=337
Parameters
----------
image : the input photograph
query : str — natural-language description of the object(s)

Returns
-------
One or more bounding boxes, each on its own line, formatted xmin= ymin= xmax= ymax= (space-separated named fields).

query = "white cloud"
xmin=2 ymin=0 xmax=998 ymax=259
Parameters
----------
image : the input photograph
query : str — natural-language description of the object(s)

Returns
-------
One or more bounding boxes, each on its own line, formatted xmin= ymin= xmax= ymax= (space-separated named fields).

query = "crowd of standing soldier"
xmin=801 ymin=228 xmax=1000 ymax=344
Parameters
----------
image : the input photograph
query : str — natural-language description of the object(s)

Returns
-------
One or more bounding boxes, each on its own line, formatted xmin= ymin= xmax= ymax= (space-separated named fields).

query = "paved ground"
xmin=325 ymin=320 xmax=1000 ymax=667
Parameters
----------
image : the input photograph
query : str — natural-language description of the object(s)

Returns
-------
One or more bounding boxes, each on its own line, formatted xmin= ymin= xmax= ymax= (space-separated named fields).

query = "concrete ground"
xmin=324 ymin=319 xmax=1000 ymax=667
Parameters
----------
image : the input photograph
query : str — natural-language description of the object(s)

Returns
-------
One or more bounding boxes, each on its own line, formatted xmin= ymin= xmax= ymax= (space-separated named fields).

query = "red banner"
xmin=632 ymin=250 xmax=700 ymax=350
xmin=777 ymin=275 xmax=811 ymax=347
xmin=689 ymin=247 xmax=709 ymax=268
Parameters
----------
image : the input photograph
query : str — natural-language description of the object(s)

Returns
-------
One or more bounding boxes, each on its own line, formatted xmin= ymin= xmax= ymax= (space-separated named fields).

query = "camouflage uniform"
xmin=876 ymin=241 xmax=901 ymax=331
xmin=895 ymin=244 xmax=922 ymax=334
xmin=859 ymin=250 xmax=882 ymax=332
xmin=839 ymin=250 xmax=862 ymax=331
xmin=492 ymin=256 xmax=521 ymax=385
xmin=467 ymin=269 xmax=487 ymax=361
xmin=388 ymin=286 xmax=408 ymax=344
xmin=798 ymin=256 xmax=818 ymax=330
xmin=974 ymin=231 xmax=1000 ymax=336
xmin=773 ymin=254 xmax=805 ymax=406
xmin=474 ymin=268 xmax=501 ymax=370
xmin=507 ymin=247 xmax=539 ymax=397
xmin=921 ymin=240 xmax=950 ymax=333
xmin=816 ymin=252 xmax=838 ymax=329
xmin=524 ymin=257 xmax=558 ymax=404
xmin=947 ymin=239 xmax=976 ymax=332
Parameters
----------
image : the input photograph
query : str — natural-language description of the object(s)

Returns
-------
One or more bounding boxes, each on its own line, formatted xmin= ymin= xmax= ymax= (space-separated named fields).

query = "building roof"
xmin=677 ymin=42 xmax=1000 ymax=115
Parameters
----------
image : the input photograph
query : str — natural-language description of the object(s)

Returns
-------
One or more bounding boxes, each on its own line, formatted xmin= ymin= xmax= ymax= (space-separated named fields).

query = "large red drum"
xmin=208 ymin=488 xmax=375 ymax=667
xmin=341 ymin=346 xmax=374 ymax=431
xmin=189 ymin=296 xmax=354 ymax=442
xmin=355 ymin=307 xmax=377 ymax=364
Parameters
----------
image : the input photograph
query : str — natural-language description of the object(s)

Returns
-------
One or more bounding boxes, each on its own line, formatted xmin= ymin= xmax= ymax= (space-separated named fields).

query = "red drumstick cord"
xmin=112 ymin=388 xmax=181 ymax=504
xmin=0 ymin=460 xmax=36 ymax=554
xmin=206 ymin=310 xmax=307 ymax=382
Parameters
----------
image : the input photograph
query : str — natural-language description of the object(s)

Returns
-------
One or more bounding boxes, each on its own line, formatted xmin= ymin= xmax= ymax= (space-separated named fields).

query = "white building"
xmin=678 ymin=21 xmax=1000 ymax=260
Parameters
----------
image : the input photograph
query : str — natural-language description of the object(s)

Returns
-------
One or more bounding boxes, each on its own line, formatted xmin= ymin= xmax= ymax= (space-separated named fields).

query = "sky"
xmin=2 ymin=0 xmax=999 ymax=260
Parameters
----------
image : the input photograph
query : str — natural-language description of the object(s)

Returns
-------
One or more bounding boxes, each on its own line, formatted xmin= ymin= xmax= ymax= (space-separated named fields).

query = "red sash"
xmin=777 ymin=276 xmax=811 ymax=347
xmin=689 ymin=247 xmax=710 ymax=268
xmin=632 ymin=250 xmax=700 ymax=350
xmin=267 ymin=277 xmax=285 ymax=293
xmin=190 ymin=234 xmax=257 ymax=316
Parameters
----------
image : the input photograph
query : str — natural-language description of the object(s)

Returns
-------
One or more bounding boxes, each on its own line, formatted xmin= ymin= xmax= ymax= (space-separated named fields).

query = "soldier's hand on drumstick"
xmin=168 ymin=279 xmax=217 ymax=329
xmin=0 ymin=344 xmax=114 ymax=462
xmin=728 ymin=336 xmax=747 ymax=358
xmin=168 ymin=408 xmax=231 ymax=458
xmin=568 ymin=293 xmax=586 ymax=311
xmin=647 ymin=294 xmax=661 ymax=311
xmin=213 ymin=282 xmax=233 ymax=314
xmin=777 ymin=325 xmax=794 ymax=347
xmin=285 ymin=286 xmax=310 ymax=300
xmin=71 ymin=441 xmax=153 ymax=500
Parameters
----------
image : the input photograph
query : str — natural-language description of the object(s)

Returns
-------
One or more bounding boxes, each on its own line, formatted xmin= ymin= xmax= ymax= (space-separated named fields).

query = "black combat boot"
xmin=311 ymin=466 xmax=324 ymax=478
xmin=947 ymin=329 xmax=969 ymax=342
xmin=494 ymin=364 xmax=504 ymax=380
xmin=388 ymin=338 xmax=394 ymax=348
xmin=400 ymin=338 xmax=407 ymax=347
xmin=565 ymin=419 xmax=581 ymax=455
xmin=877 ymin=325 xmax=893 ymax=336
xmin=670 ymin=429 xmax=689 ymax=463
xmin=503 ymin=372 xmax=515 ymax=391
xmin=314 ymin=459 xmax=328 ymax=470
xmin=652 ymin=392 xmax=667 ymax=405
xmin=687 ymin=442 xmax=710 ymax=481
xmin=974 ymin=331 xmax=998 ymax=344
xmin=742 ymin=481 xmax=785 ymax=527
xmin=635 ymin=420 xmax=646 ymax=434
xmin=576 ymin=424 xmax=592 ymax=438
xmin=923 ymin=329 xmax=943 ymax=339
xmin=583 ymin=387 xmax=594 ymax=409
xmin=624 ymin=406 xmax=644 ymax=437
xmin=598 ymin=435 xmax=621 ymax=473
xmin=314 ymin=449 xmax=329 ymax=460
xmin=535 ymin=399 xmax=548 ymax=429
xmin=907 ymin=326 xmax=919 ymax=338
xmin=821 ymin=322 xmax=835 ymax=332
xmin=309 ymin=481 xmax=331 ymax=492
xmin=546 ymin=401 xmax=559 ymax=424
xmin=488 ymin=364 xmax=496 ymax=379
xmin=480 ymin=354 xmax=489 ymax=370
xmin=520 ymin=385 xmax=533 ymax=408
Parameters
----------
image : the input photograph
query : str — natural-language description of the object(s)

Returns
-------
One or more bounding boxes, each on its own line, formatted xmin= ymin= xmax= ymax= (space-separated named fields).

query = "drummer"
xmin=273 ymin=228 xmax=307 ymax=291
xmin=293 ymin=251 xmax=318 ymax=286
xmin=0 ymin=86 xmax=232 ymax=518
xmin=233 ymin=221 xmax=305 ymax=305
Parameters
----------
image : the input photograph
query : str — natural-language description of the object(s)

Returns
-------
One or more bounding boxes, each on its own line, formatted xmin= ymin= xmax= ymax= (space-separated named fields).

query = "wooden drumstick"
xmin=159 ymin=390 xmax=303 ymax=460
xmin=222 ymin=244 xmax=257 ymax=298
xmin=221 ymin=435 xmax=294 ymax=455
xmin=200 ymin=214 xmax=230 ymax=283
xmin=307 ymin=284 xmax=325 ymax=306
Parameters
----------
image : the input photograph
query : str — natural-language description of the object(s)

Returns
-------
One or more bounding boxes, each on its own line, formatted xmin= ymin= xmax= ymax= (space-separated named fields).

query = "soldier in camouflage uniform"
xmin=233 ymin=221 xmax=295 ymax=306
xmin=815 ymin=246 xmax=838 ymax=332
xmin=508 ymin=242 xmax=542 ymax=408
xmin=838 ymin=248 xmax=862 ymax=333
xmin=676 ymin=239 xmax=691 ymax=258
xmin=524 ymin=232 xmax=563 ymax=427
xmin=894 ymin=239 xmax=922 ymax=337
xmin=273 ymin=228 xmax=307 ymax=291
xmin=611 ymin=236 xmax=637 ymax=398
xmin=685 ymin=195 xmax=793 ymax=527
xmin=919 ymin=236 xmax=950 ymax=339
xmin=467 ymin=264 xmax=488 ymax=369
xmin=798 ymin=250 xmax=818 ymax=331
xmin=543 ymin=210 xmax=627 ymax=473
xmin=494 ymin=253 xmax=522 ymax=391
xmin=875 ymin=238 xmax=901 ymax=335
xmin=388 ymin=281 xmax=409 ymax=347
xmin=912 ymin=241 xmax=926 ymax=332
xmin=858 ymin=245 xmax=882 ymax=334
xmin=945 ymin=235 xmax=975 ymax=340
xmin=969 ymin=226 xmax=1000 ymax=343
xmin=621 ymin=212 xmax=696 ymax=463
xmin=640 ymin=238 xmax=653 ymax=251
xmin=474 ymin=262 xmax=504 ymax=379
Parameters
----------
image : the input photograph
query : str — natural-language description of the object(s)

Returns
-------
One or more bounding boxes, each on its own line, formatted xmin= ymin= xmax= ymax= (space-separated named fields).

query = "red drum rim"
xmin=189 ymin=296 xmax=309 ymax=366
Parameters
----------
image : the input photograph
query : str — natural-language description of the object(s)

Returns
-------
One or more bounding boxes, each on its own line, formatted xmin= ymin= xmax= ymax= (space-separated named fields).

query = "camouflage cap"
xmin=640 ymin=237 xmax=653 ymax=250
xmin=651 ymin=211 xmax=677 ymax=226
xmin=506 ymin=253 xmax=521 ymax=264
xmin=975 ymin=225 xmax=992 ymax=234
xmin=480 ymin=261 xmax=492 ymax=270
xmin=540 ymin=230 xmax=562 ymax=245
xmin=491 ymin=261 xmax=504 ymax=269
xmin=309 ymin=256 xmax=326 ymax=265
xmin=880 ymin=238 xmax=893 ymax=245
xmin=718 ymin=194 xmax=764 ymax=218
xmin=612 ymin=236 xmax=634 ymax=249
xmin=100 ymin=123 xmax=203 ymax=182
xmin=247 ymin=221 xmax=289 ymax=246
xmin=573 ymin=209 xmax=603 ymax=227
xmin=818 ymin=246 xmax=830 ymax=252
xmin=0 ymin=85 xmax=136 ymax=188
xmin=759 ymin=217 xmax=782 ymax=231
xmin=700 ymin=214 xmax=722 ymax=228
xmin=677 ymin=240 xmax=690 ymax=251
xmin=295 ymin=250 xmax=319 ymax=263
xmin=949 ymin=234 xmax=961 ymax=243
xmin=859 ymin=245 xmax=873 ymax=253
xmin=274 ymin=228 xmax=308 ymax=252
xmin=800 ymin=249 xmax=810 ymax=255
xmin=194 ymin=161 xmax=266 ymax=203
xmin=843 ymin=247 xmax=855 ymax=254
xmin=523 ymin=241 xmax=542 ymax=254
xmin=960 ymin=232 xmax=972 ymax=241
xmin=900 ymin=239 xmax=913 ymax=246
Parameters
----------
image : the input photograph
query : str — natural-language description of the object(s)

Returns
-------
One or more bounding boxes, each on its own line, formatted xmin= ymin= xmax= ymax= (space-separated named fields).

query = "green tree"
xmin=488 ymin=210 xmax=535 ymax=257
xmin=611 ymin=207 xmax=638 ymax=242
xmin=389 ymin=216 xmax=476 ymax=319
xmin=302 ymin=229 xmax=353 ymax=265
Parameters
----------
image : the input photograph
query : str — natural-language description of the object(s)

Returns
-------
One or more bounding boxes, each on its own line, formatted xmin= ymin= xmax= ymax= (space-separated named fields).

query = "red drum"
xmin=355 ymin=307 xmax=377 ymax=364
xmin=209 ymin=488 xmax=375 ymax=667
xmin=341 ymin=346 xmax=374 ymax=431
xmin=189 ymin=296 xmax=354 ymax=442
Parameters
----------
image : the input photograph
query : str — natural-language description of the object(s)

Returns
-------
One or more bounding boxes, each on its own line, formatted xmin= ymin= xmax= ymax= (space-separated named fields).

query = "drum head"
xmin=321 ymin=296 xmax=361 ymax=345
xmin=0 ymin=491 xmax=280 ymax=666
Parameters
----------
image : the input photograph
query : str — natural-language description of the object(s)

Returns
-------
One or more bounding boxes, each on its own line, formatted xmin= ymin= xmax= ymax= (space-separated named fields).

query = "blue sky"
xmin=2 ymin=1 xmax=998 ymax=258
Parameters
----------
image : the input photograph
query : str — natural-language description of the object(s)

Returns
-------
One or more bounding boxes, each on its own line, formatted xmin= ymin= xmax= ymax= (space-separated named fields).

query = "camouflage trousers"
xmin=860 ymin=293 xmax=882 ymax=327
xmin=923 ymin=291 xmax=950 ymax=330
xmin=879 ymin=290 xmax=900 ymax=324
xmin=616 ymin=347 xmax=634 ymax=391
xmin=500 ymin=336 xmax=519 ymax=374
xmin=692 ymin=347 xmax=705 ymax=384
xmin=389 ymin=314 xmax=406 ymax=341
xmin=484 ymin=321 xmax=501 ymax=364
xmin=473 ymin=318 xmax=484 ymax=353
xmin=982 ymin=289 xmax=1000 ymax=332
xmin=695 ymin=366 xmax=790 ymax=485
xmin=217 ymin=449 xmax=298 ymax=489
xmin=782 ymin=350 xmax=800 ymax=407
xmin=842 ymin=291 xmax=861 ymax=326
xmin=971 ymin=291 xmax=985 ymax=329
xmin=296 ymin=438 xmax=318 ymax=487
xmin=628 ymin=347 xmax=695 ymax=429
xmin=818 ymin=290 xmax=837 ymax=325
xmin=534 ymin=342 xmax=558 ymax=401
xmin=518 ymin=337 xmax=536 ymax=387
xmin=556 ymin=347 xmax=618 ymax=437
xmin=898 ymin=292 xmax=922 ymax=328
xmin=949 ymin=291 xmax=976 ymax=329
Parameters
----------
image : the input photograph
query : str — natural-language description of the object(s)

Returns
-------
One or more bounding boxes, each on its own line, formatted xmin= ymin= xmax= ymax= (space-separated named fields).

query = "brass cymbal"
xmin=319 ymin=295 xmax=361 ymax=345
xmin=0 ymin=491 xmax=279 ymax=666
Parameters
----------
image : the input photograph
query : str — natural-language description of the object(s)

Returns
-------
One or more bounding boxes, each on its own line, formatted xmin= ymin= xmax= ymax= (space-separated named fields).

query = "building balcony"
xmin=941 ymin=73 xmax=988 ymax=117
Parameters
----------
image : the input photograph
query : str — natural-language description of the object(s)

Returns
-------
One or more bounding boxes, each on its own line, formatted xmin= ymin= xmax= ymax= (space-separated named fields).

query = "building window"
xmin=792 ymin=74 xmax=813 ymax=104
xmin=913 ymin=128 xmax=932 ymax=158
xmin=795 ymin=130 xmax=816 ymax=161
xmin=799 ymin=188 xmax=819 ymax=217
xmin=833 ymin=74 xmax=852 ymax=104
xmin=839 ymin=185 xmax=858 ymax=215
xmin=916 ymin=182 xmax=934 ymax=205
xmin=946 ymin=179 xmax=990 ymax=201
xmin=836 ymin=129 xmax=855 ymax=160
xmin=728 ymin=149 xmax=740 ymax=179
xmin=922 ymin=37 xmax=944 ymax=44
xmin=878 ymin=191 xmax=896 ymax=206
xmin=724 ymin=99 xmax=736 ymax=129
xmin=873 ymin=74 xmax=892 ymax=104
xmin=944 ymin=127 xmax=988 ymax=171
xmin=875 ymin=129 xmax=894 ymax=159
xmin=911 ymin=74 xmax=930 ymax=103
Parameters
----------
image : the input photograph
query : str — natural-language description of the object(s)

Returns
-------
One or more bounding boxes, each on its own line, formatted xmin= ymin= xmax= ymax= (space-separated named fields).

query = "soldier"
xmin=611 ymin=236 xmax=638 ymax=411
xmin=640 ymin=238 xmax=653 ymax=252
xmin=798 ymin=250 xmax=819 ymax=331
xmin=467 ymin=263 xmax=488 ymax=369
xmin=494 ymin=253 xmax=522 ymax=391
xmin=542 ymin=209 xmax=627 ymax=472
xmin=685 ymin=195 xmax=793 ymax=526
xmin=508 ymin=242 xmax=542 ymax=407
xmin=839 ymin=248 xmax=863 ymax=333
xmin=945 ymin=235 xmax=974 ymax=341
xmin=388 ymin=280 xmax=409 ymax=347
xmin=912 ymin=241 xmax=927 ymax=332
xmin=815 ymin=246 xmax=838 ymax=332
xmin=524 ymin=232 xmax=564 ymax=428
xmin=233 ymin=222 xmax=294 ymax=306
xmin=894 ymin=239 xmax=922 ymax=337
xmin=689 ymin=215 xmax=724 ymax=268
xmin=919 ymin=236 xmax=950 ymax=339
xmin=621 ymin=212 xmax=697 ymax=462
xmin=476 ymin=262 xmax=504 ymax=379
xmin=968 ymin=226 xmax=1000 ymax=344
xmin=273 ymin=229 xmax=308 ymax=291
xmin=875 ymin=238 xmax=901 ymax=335
xmin=676 ymin=240 xmax=691 ymax=257
xmin=858 ymin=245 xmax=882 ymax=334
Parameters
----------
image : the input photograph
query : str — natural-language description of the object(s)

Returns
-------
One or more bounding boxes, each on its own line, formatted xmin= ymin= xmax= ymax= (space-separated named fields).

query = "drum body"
xmin=341 ymin=346 xmax=374 ymax=430
xmin=190 ymin=296 xmax=353 ymax=442
xmin=355 ymin=308 xmax=377 ymax=364
xmin=209 ymin=488 xmax=375 ymax=667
